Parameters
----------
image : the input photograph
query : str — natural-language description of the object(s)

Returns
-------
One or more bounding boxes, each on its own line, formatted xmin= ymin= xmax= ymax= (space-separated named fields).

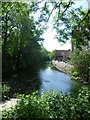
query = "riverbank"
xmin=1 ymin=63 xmax=82 ymax=111
xmin=52 ymin=60 xmax=90 ymax=84
xmin=52 ymin=60 xmax=72 ymax=74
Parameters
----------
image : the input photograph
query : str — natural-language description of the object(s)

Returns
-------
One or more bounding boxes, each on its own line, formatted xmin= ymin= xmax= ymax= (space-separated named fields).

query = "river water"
xmin=4 ymin=63 xmax=82 ymax=97
xmin=38 ymin=64 xmax=81 ymax=95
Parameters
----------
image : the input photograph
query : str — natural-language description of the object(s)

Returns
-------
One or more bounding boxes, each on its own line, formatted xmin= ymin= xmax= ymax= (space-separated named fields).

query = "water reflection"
xmin=38 ymin=66 xmax=81 ymax=95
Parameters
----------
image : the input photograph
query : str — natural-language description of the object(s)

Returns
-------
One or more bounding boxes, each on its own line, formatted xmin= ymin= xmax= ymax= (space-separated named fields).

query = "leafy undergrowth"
xmin=2 ymin=87 xmax=90 ymax=120
xmin=2 ymin=84 xmax=10 ymax=102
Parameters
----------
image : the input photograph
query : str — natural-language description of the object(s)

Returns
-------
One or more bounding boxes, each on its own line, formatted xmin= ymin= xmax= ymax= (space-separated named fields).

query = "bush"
xmin=70 ymin=47 xmax=90 ymax=82
xmin=0 ymin=83 xmax=2 ymax=101
xmin=2 ymin=84 xmax=10 ymax=101
xmin=49 ymin=50 xmax=56 ymax=61
xmin=2 ymin=87 xmax=90 ymax=119
xmin=71 ymin=69 xmax=80 ymax=77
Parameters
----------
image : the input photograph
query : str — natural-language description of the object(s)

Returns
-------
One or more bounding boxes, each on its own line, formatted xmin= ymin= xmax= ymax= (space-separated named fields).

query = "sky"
xmin=42 ymin=0 xmax=88 ymax=52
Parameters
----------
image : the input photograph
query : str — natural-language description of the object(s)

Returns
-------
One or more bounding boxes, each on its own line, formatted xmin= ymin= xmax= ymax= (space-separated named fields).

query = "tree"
xmin=2 ymin=1 xmax=90 ymax=78
xmin=49 ymin=50 xmax=56 ymax=61
xmin=71 ymin=10 xmax=90 ymax=50
xmin=2 ymin=2 xmax=29 ymax=50
xmin=28 ymin=0 xmax=89 ymax=44
xmin=70 ymin=47 xmax=90 ymax=82
xmin=2 ymin=2 xmax=44 ymax=77
xmin=40 ymin=45 xmax=49 ymax=61
xmin=2 ymin=2 xmax=30 ymax=76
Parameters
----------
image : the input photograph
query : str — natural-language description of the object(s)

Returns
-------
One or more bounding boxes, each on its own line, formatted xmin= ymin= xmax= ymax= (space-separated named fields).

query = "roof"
xmin=56 ymin=50 xmax=69 ymax=57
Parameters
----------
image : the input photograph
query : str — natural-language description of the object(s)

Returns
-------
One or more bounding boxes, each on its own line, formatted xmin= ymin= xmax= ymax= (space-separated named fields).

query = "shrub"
xmin=2 ymin=84 xmax=10 ymax=101
xmin=0 ymin=83 xmax=2 ymax=102
xmin=1 ymin=87 xmax=90 ymax=119
xmin=71 ymin=69 xmax=80 ymax=77
xmin=70 ymin=47 xmax=90 ymax=82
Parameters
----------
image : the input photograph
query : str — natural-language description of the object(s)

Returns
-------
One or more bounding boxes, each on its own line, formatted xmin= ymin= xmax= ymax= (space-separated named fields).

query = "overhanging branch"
xmin=78 ymin=9 xmax=90 ymax=26
xmin=57 ymin=0 xmax=63 ymax=22
xmin=62 ymin=1 xmax=71 ymax=15
xmin=30 ymin=0 xmax=45 ymax=9
xmin=47 ymin=1 xmax=60 ymax=22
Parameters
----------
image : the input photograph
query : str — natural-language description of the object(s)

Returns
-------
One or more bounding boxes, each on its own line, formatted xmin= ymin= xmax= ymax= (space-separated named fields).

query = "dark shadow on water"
xmin=2 ymin=64 xmax=45 ymax=97
xmin=2 ymin=62 xmax=51 ymax=97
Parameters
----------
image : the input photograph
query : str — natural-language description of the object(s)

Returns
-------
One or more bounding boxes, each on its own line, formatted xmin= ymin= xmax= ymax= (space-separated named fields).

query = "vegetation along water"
xmin=1 ymin=1 xmax=90 ymax=119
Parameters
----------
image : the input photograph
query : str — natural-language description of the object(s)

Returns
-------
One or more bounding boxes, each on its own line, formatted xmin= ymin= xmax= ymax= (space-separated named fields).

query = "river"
xmin=38 ymin=63 xmax=81 ymax=95
xmin=3 ymin=63 xmax=82 ymax=97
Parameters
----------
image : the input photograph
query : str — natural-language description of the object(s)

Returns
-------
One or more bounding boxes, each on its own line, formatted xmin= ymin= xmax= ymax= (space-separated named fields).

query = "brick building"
xmin=55 ymin=50 xmax=70 ymax=62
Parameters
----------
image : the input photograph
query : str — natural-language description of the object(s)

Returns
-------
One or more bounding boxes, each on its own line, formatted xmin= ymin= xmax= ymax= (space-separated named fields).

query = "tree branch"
xmin=57 ymin=0 xmax=63 ymax=21
xmin=59 ymin=2 xmax=62 ymax=14
xmin=78 ymin=9 xmax=90 ymax=26
xmin=62 ymin=1 xmax=71 ymax=15
xmin=47 ymin=1 xmax=60 ymax=22
xmin=2 ymin=34 xmax=5 ymax=39
xmin=30 ymin=0 xmax=45 ymax=9
xmin=34 ymin=0 xmax=45 ymax=6
xmin=7 ymin=26 xmax=15 ymax=38
xmin=6 ymin=5 xmax=15 ymax=16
